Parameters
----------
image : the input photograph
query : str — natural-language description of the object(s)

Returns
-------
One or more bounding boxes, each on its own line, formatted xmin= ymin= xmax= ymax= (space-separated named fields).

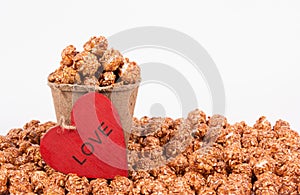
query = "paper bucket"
xmin=48 ymin=82 xmax=139 ymax=145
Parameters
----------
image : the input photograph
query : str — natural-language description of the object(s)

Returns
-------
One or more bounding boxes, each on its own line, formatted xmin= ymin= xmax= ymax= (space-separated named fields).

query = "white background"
xmin=0 ymin=0 xmax=300 ymax=134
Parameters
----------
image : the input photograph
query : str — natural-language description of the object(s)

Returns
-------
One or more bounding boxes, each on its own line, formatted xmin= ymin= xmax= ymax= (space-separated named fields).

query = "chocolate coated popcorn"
xmin=0 ymin=110 xmax=300 ymax=194
xmin=48 ymin=36 xmax=140 ymax=87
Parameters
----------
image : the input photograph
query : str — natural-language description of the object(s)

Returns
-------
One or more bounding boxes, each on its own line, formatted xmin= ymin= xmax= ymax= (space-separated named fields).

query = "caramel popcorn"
xmin=48 ymin=65 xmax=80 ymax=84
xmin=0 ymin=135 xmax=12 ymax=150
xmin=48 ymin=172 xmax=66 ymax=187
xmin=156 ymin=166 xmax=177 ymax=187
xmin=83 ymin=36 xmax=108 ymax=57
xmin=232 ymin=163 xmax=252 ymax=177
xmin=65 ymin=174 xmax=90 ymax=194
xmin=99 ymin=71 xmax=116 ymax=86
xmin=187 ymin=108 xmax=207 ymax=126
xmin=279 ymin=176 xmax=298 ymax=194
xmin=252 ymin=157 xmax=276 ymax=176
xmin=110 ymin=176 xmax=133 ymax=194
xmin=183 ymin=171 xmax=206 ymax=191
xmin=73 ymin=50 xmax=89 ymax=70
xmin=167 ymin=177 xmax=194 ymax=194
xmin=167 ymin=154 xmax=189 ymax=174
xmin=6 ymin=128 xmax=22 ymax=145
xmin=129 ymin=170 xmax=152 ymax=181
xmin=207 ymin=172 xmax=227 ymax=190
xmin=83 ymin=76 xmax=100 ymax=86
xmin=133 ymin=177 xmax=167 ymax=194
xmin=197 ymin=186 xmax=216 ymax=195
xmin=43 ymin=185 xmax=65 ymax=195
xmin=254 ymin=172 xmax=282 ymax=194
xmin=30 ymin=171 xmax=48 ymax=193
xmin=100 ymin=48 xmax=124 ymax=71
xmin=218 ymin=173 xmax=252 ymax=195
xmin=0 ymin=110 xmax=300 ymax=194
xmin=48 ymin=35 xmax=140 ymax=87
xmin=90 ymin=178 xmax=111 ymax=194
xmin=118 ymin=58 xmax=141 ymax=84
xmin=0 ymin=168 xmax=8 ymax=194
xmin=81 ymin=53 xmax=101 ymax=76
xmin=60 ymin=45 xmax=78 ymax=67
xmin=8 ymin=170 xmax=33 ymax=194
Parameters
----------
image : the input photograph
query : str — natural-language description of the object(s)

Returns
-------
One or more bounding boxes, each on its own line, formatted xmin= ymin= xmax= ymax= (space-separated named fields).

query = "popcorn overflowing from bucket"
xmin=47 ymin=35 xmax=141 ymax=144
xmin=48 ymin=36 xmax=141 ymax=86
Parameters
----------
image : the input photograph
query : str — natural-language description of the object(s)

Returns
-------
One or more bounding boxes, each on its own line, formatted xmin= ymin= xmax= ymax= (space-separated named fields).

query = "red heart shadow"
xmin=40 ymin=92 xmax=128 ymax=179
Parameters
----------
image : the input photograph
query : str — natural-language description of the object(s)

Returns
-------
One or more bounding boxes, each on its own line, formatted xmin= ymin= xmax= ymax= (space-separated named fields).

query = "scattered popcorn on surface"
xmin=0 ymin=110 xmax=300 ymax=194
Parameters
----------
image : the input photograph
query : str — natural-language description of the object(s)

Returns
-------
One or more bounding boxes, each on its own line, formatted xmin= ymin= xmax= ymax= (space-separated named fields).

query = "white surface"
xmin=0 ymin=0 xmax=300 ymax=134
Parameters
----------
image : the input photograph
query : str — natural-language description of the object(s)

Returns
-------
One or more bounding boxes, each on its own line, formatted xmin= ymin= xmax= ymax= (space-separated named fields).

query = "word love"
xmin=72 ymin=121 xmax=113 ymax=165
xmin=40 ymin=92 xmax=128 ymax=179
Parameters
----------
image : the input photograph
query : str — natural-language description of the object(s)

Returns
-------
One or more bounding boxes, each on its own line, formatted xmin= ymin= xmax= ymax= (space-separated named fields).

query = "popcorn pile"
xmin=48 ymin=36 xmax=141 ymax=87
xmin=0 ymin=110 xmax=300 ymax=194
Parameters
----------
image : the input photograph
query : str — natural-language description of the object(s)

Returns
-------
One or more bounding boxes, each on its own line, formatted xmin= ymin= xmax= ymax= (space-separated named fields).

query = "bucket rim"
xmin=48 ymin=81 xmax=140 ymax=92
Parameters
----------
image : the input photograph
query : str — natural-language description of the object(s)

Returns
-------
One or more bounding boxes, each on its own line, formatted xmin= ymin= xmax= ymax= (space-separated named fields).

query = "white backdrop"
xmin=0 ymin=0 xmax=300 ymax=134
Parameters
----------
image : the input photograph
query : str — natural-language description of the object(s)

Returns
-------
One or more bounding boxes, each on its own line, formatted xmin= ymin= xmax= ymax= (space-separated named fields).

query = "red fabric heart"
xmin=40 ymin=92 xmax=128 ymax=179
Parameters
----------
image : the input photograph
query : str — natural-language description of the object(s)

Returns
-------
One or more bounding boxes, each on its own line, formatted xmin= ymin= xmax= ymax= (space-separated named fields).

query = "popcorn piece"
xmin=118 ymin=58 xmax=140 ymax=84
xmin=25 ymin=145 xmax=42 ymax=165
xmin=100 ymin=48 xmax=124 ymax=71
xmin=83 ymin=36 xmax=108 ymax=57
xmin=153 ymin=166 xmax=177 ymax=186
xmin=167 ymin=154 xmax=189 ymax=175
xmin=60 ymin=45 xmax=78 ymax=67
xmin=208 ymin=114 xmax=227 ymax=128
xmin=218 ymin=173 xmax=252 ymax=195
xmin=48 ymin=66 xmax=80 ymax=84
xmin=207 ymin=172 xmax=227 ymax=190
xmin=90 ymin=178 xmax=111 ymax=195
xmin=134 ymin=178 xmax=167 ymax=194
xmin=254 ymin=172 xmax=282 ymax=195
xmin=252 ymin=157 xmax=276 ymax=176
xmin=165 ymin=139 xmax=183 ymax=159
xmin=73 ymin=50 xmax=89 ymax=70
xmin=44 ymin=185 xmax=65 ymax=195
xmin=192 ymin=123 xmax=209 ymax=139
xmin=0 ymin=135 xmax=12 ymax=150
xmin=232 ymin=163 xmax=252 ymax=177
xmin=8 ymin=170 xmax=33 ymax=194
xmin=197 ymin=186 xmax=216 ymax=195
xmin=65 ymin=174 xmax=90 ymax=194
xmin=6 ymin=128 xmax=22 ymax=145
xmin=142 ymin=135 xmax=160 ymax=148
xmin=19 ymin=162 xmax=41 ymax=173
xmin=83 ymin=76 xmax=100 ymax=86
xmin=242 ymin=132 xmax=258 ymax=148
xmin=183 ymin=171 xmax=206 ymax=192
xmin=279 ymin=176 xmax=298 ymax=195
xmin=48 ymin=172 xmax=67 ymax=187
xmin=223 ymin=143 xmax=243 ymax=167
xmin=30 ymin=171 xmax=48 ymax=193
xmin=0 ymin=168 xmax=8 ymax=194
xmin=99 ymin=71 xmax=116 ymax=86
xmin=167 ymin=177 xmax=194 ymax=194
xmin=187 ymin=109 xmax=207 ymax=127
xmin=78 ymin=53 xmax=101 ymax=78
xmin=129 ymin=170 xmax=152 ymax=181
xmin=110 ymin=176 xmax=133 ymax=194
xmin=18 ymin=140 xmax=32 ymax=153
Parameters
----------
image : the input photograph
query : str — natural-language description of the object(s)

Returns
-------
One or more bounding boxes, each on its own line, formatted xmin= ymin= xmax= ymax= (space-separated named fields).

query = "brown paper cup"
xmin=48 ymin=82 xmax=139 ymax=145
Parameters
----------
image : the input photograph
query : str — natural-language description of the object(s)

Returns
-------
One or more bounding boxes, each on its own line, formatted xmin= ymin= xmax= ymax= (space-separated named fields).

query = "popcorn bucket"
xmin=48 ymin=82 xmax=139 ymax=145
